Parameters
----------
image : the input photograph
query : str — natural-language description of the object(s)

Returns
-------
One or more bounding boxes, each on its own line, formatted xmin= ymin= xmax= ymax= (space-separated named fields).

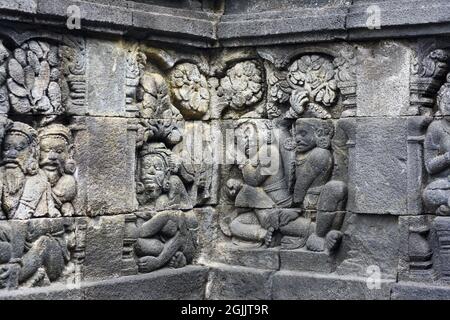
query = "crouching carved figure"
xmin=130 ymin=71 xmax=198 ymax=273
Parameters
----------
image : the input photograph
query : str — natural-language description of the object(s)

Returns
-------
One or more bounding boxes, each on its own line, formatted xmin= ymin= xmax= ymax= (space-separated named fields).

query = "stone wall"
xmin=0 ymin=0 xmax=449 ymax=300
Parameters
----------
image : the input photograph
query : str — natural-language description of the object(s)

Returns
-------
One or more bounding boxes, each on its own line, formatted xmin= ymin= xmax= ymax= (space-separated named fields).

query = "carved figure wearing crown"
xmin=38 ymin=124 xmax=77 ymax=217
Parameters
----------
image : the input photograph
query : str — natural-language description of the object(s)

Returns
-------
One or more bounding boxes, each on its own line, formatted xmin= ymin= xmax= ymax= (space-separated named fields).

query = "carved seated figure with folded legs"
xmin=226 ymin=119 xmax=311 ymax=248
xmin=282 ymin=118 xmax=343 ymax=251
xmin=134 ymin=210 xmax=197 ymax=273
xmin=423 ymin=80 xmax=450 ymax=215
xmin=0 ymin=220 xmax=75 ymax=288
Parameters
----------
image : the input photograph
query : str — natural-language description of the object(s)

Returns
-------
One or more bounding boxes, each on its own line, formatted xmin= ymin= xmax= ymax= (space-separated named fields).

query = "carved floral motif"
xmin=169 ymin=63 xmax=210 ymax=118
xmin=217 ymin=60 xmax=264 ymax=111
xmin=7 ymin=41 xmax=62 ymax=115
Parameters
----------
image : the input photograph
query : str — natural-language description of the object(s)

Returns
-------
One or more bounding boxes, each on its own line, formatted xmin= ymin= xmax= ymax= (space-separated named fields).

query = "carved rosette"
xmin=169 ymin=63 xmax=210 ymax=119
xmin=217 ymin=60 xmax=264 ymax=114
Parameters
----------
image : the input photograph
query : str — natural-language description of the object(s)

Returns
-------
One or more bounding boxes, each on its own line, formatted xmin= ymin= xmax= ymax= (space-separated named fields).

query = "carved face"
xmin=140 ymin=154 xmax=168 ymax=200
xmin=2 ymin=133 xmax=34 ymax=170
xmin=295 ymin=123 xmax=317 ymax=153
xmin=39 ymin=136 xmax=69 ymax=175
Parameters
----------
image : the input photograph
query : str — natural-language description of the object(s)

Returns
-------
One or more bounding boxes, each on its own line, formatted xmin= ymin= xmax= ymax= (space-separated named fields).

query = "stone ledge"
xmin=0 ymin=266 xmax=209 ymax=300
xmin=392 ymin=281 xmax=450 ymax=300
xmin=1 ymin=0 xmax=450 ymax=47
xmin=272 ymin=271 xmax=394 ymax=300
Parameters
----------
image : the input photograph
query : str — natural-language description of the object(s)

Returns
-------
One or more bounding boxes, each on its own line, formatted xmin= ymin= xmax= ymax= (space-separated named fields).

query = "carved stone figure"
xmin=0 ymin=122 xmax=60 ymax=220
xmin=134 ymin=210 xmax=198 ymax=273
xmin=38 ymin=124 xmax=77 ymax=217
xmin=225 ymin=119 xmax=307 ymax=247
xmin=0 ymin=219 xmax=76 ymax=289
xmin=282 ymin=118 xmax=343 ymax=250
xmin=136 ymin=142 xmax=192 ymax=211
xmin=423 ymin=78 xmax=450 ymax=214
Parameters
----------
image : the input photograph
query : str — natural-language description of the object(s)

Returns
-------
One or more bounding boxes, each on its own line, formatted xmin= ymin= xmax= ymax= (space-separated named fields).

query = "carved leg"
xmin=423 ymin=179 xmax=450 ymax=214
xmin=229 ymin=212 xmax=267 ymax=245
xmin=279 ymin=217 xmax=313 ymax=249
xmin=19 ymin=235 xmax=66 ymax=283
xmin=134 ymin=238 xmax=164 ymax=257
xmin=307 ymin=181 xmax=347 ymax=252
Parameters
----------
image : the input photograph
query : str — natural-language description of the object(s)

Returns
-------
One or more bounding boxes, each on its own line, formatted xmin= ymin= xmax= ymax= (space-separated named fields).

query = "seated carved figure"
xmin=38 ymin=125 xmax=77 ymax=217
xmin=226 ymin=120 xmax=310 ymax=248
xmin=134 ymin=210 xmax=198 ymax=273
xmin=0 ymin=220 xmax=75 ymax=288
xmin=277 ymin=118 xmax=342 ymax=250
xmin=423 ymin=81 xmax=450 ymax=214
xmin=0 ymin=122 xmax=60 ymax=220
xmin=136 ymin=142 xmax=192 ymax=211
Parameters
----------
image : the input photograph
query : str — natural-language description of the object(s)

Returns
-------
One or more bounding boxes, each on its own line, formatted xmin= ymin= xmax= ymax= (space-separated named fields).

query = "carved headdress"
xmin=4 ymin=122 xmax=39 ymax=175
xmin=38 ymin=124 xmax=73 ymax=145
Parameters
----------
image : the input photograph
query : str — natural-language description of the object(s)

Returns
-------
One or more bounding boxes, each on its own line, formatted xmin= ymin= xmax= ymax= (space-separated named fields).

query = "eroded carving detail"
xmin=169 ymin=63 xmax=210 ymax=119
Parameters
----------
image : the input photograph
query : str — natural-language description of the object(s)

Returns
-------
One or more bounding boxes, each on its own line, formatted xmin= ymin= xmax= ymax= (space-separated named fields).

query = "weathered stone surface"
xmin=72 ymin=117 xmax=138 ymax=215
xmin=356 ymin=42 xmax=411 ymax=117
xmin=83 ymin=266 xmax=208 ymax=300
xmin=85 ymin=39 xmax=127 ymax=116
xmin=213 ymin=243 xmax=280 ymax=270
xmin=82 ymin=215 xmax=124 ymax=281
xmin=336 ymin=213 xmax=400 ymax=279
xmin=280 ymin=249 xmax=336 ymax=273
xmin=0 ymin=266 xmax=208 ymax=300
xmin=206 ymin=265 xmax=273 ymax=300
xmin=272 ymin=270 xmax=393 ymax=300
xmin=1 ymin=0 xmax=450 ymax=301
xmin=392 ymin=281 xmax=450 ymax=300
xmin=349 ymin=118 xmax=408 ymax=215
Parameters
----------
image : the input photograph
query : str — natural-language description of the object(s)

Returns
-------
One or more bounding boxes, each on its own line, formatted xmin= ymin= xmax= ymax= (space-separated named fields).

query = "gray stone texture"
xmin=0 ymin=0 xmax=450 ymax=301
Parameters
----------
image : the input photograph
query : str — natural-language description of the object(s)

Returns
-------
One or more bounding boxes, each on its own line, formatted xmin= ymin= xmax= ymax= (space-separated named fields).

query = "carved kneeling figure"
xmin=134 ymin=210 xmax=198 ymax=273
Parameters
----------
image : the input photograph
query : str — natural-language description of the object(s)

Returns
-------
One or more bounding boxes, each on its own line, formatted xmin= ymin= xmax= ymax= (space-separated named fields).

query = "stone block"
xmin=0 ymin=0 xmax=36 ymax=13
xmin=85 ymin=39 xmax=127 ymax=116
xmin=392 ymin=282 xmax=450 ymax=300
xmin=280 ymin=249 xmax=335 ymax=273
xmin=272 ymin=270 xmax=393 ymax=300
xmin=83 ymin=266 xmax=208 ymax=300
xmin=213 ymin=243 xmax=279 ymax=270
xmin=206 ymin=265 xmax=273 ymax=300
xmin=82 ymin=215 xmax=125 ymax=281
xmin=349 ymin=117 xmax=408 ymax=215
xmin=336 ymin=213 xmax=400 ymax=279
xmin=72 ymin=117 xmax=138 ymax=216
xmin=356 ymin=41 xmax=411 ymax=117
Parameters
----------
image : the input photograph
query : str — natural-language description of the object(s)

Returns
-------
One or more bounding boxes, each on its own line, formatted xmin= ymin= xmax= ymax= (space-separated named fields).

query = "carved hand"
xmin=279 ymin=209 xmax=301 ymax=227
xmin=289 ymin=89 xmax=309 ymax=116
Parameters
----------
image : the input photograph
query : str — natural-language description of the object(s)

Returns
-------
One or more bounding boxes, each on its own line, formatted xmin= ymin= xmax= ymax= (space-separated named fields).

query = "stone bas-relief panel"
xmin=3 ymin=18 xmax=450 ymax=300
